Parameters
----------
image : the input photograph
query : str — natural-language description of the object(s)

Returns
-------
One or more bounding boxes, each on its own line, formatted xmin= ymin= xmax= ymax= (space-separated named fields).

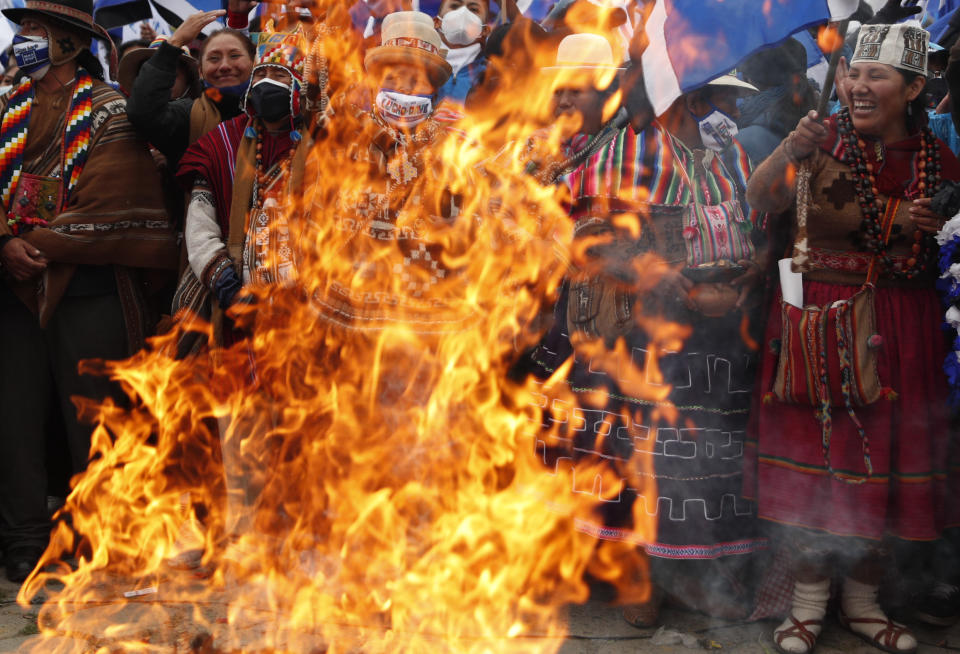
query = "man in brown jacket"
xmin=0 ymin=0 xmax=177 ymax=582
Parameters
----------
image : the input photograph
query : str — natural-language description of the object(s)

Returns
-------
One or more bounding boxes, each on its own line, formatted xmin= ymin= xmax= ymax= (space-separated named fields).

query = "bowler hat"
xmin=118 ymin=37 xmax=198 ymax=95
xmin=4 ymin=0 xmax=114 ymax=49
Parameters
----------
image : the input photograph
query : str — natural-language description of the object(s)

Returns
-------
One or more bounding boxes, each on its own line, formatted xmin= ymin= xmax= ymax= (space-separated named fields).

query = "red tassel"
xmin=881 ymin=387 xmax=898 ymax=401
xmin=763 ymin=392 xmax=776 ymax=405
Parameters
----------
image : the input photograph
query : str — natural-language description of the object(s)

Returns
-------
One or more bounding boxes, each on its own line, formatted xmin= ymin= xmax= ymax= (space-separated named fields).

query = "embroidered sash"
xmin=243 ymin=159 xmax=296 ymax=285
xmin=0 ymin=70 xmax=94 ymax=234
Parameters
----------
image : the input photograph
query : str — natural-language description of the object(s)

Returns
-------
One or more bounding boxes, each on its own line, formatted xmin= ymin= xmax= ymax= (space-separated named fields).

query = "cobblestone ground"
xmin=0 ymin=573 xmax=956 ymax=653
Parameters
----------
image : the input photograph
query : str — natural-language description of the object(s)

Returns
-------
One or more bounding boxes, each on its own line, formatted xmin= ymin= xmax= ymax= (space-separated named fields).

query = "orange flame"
xmin=16 ymin=4 xmax=680 ymax=651
xmin=817 ymin=23 xmax=845 ymax=54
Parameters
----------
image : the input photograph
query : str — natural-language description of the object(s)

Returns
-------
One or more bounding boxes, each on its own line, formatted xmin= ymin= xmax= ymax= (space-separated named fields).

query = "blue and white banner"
xmin=94 ymin=0 xmax=222 ymax=33
xmin=641 ymin=0 xmax=858 ymax=115
xmin=0 ymin=0 xmax=24 ymax=63
xmin=928 ymin=0 xmax=960 ymax=44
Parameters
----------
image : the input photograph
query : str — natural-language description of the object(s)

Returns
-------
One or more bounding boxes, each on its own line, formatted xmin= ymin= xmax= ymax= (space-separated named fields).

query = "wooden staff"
xmin=816 ymin=19 xmax=850 ymax=118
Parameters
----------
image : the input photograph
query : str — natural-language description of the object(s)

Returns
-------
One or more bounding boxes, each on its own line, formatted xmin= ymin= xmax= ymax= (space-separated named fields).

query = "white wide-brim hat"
xmin=706 ymin=73 xmax=759 ymax=95
xmin=364 ymin=11 xmax=453 ymax=90
xmin=542 ymin=33 xmax=624 ymax=72
xmin=541 ymin=33 xmax=624 ymax=89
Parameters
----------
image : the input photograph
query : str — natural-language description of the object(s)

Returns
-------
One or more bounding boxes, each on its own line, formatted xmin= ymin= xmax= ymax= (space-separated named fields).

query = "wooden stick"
xmin=816 ymin=19 xmax=850 ymax=118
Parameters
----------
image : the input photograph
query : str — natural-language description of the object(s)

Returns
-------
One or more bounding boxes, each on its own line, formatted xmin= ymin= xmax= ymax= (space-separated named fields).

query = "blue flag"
xmin=928 ymin=0 xmax=960 ymax=45
xmin=93 ymin=0 xmax=152 ymax=30
xmin=641 ymin=0 xmax=857 ymax=114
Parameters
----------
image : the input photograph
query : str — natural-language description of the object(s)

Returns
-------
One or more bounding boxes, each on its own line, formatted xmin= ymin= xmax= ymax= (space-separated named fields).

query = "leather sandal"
xmin=838 ymin=608 xmax=917 ymax=654
xmin=622 ymin=586 xmax=664 ymax=629
xmin=773 ymin=615 xmax=822 ymax=654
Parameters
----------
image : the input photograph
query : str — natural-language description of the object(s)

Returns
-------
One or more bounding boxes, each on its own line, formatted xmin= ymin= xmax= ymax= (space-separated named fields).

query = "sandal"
xmin=838 ymin=608 xmax=917 ymax=654
xmin=622 ymin=586 xmax=664 ymax=628
xmin=773 ymin=614 xmax=822 ymax=654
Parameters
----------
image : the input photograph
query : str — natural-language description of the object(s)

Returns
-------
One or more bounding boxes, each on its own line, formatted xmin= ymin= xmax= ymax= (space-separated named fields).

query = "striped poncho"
xmin=561 ymin=121 xmax=759 ymax=229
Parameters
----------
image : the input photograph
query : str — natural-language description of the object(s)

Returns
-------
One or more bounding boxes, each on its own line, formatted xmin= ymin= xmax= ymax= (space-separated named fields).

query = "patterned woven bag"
xmin=772 ymin=283 xmax=888 ymax=407
xmin=767 ymin=162 xmax=897 ymax=484
xmin=682 ymin=198 xmax=756 ymax=267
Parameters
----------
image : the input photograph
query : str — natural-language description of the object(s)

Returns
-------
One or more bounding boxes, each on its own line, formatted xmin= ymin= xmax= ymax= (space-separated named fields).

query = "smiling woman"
xmin=124 ymin=6 xmax=256 ymax=169
xmin=199 ymin=30 xmax=255 ymax=88
xmin=845 ymin=61 xmax=926 ymax=144
xmin=745 ymin=21 xmax=960 ymax=654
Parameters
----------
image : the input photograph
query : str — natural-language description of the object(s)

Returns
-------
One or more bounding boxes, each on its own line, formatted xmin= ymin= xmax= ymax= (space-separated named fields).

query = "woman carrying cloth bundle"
xmin=746 ymin=22 xmax=960 ymax=654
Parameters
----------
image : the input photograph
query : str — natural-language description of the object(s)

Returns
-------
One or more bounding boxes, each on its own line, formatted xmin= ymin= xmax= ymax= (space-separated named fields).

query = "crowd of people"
xmin=0 ymin=0 xmax=959 ymax=652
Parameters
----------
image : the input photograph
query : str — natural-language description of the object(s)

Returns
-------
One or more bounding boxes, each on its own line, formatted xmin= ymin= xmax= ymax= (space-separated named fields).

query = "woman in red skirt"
xmin=745 ymin=22 xmax=960 ymax=654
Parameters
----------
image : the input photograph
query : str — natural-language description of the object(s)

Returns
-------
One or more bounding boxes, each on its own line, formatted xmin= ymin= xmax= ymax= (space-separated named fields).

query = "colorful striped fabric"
xmin=682 ymin=198 xmax=754 ymax=267
xmin=0 ymin=70 xmax=95 ymax=233
xmin=62 ymin=71 xmax=95 ymax=197
xmin=0 ymin=78 xmax=34 ymax=214
xmin=562 ymin=122 xmax=759 ymax=232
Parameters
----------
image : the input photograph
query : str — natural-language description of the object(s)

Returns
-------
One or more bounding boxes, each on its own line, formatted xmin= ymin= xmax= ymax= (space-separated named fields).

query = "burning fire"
xmin=817 ymin=23 xmax=845 ymax=54
xmin=17 ymin=5 xmax=676 ymax=651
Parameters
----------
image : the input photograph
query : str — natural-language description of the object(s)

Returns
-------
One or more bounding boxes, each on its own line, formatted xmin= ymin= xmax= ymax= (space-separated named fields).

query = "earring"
xmin=907 ymin=103 xmax=913 ymax=117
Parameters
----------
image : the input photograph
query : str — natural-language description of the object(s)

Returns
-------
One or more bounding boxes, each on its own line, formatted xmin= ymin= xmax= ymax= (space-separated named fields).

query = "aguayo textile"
xmin=563 ymin=122 xmax=757 ymax=218
xmin=0 ymin=70 xmax=176 ymax=331
xmin=744 ymin=116 xmax=960 ymax=542
xmin=530 ymin=123 xmax=767 ymax=577
xmin=178 ymin=115 xmax=294 ymax=234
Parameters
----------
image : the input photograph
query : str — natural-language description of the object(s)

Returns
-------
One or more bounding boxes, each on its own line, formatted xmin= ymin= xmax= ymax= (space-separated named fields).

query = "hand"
xmin=0 ymin=237 xmax=47 ymax=281
xmin=657 ymin=268 xmax=695 ymax=311
xmin=139 ymin=21 xmax=157 ymax=41
xmin=150 ymin=147 xmax=167 ymax=172
xmin=731 ymin=259 xmax=762 ymax=309
xmin=834 ymin=56 xmax=851 ymax=109
xmin=227 ymin=0 xmax=259 ymax=15
xmin=786 ymin=110 xmax=829 ymax=161
xmin=909 ymin=197 xmax=948 ymax=234
xmin=870 ymin=0 xmax=922 ymax=24
xmin=169 ymin=10 xmax=226 ymax=48
xmin=936 ymin=92 xmax=950 ymax=115
xmin=213 ymin=264 xmax=242 ymax=309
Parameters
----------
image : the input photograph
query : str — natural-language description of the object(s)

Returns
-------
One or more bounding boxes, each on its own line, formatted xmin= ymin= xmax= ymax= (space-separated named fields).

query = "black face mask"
xmin=248 ymin=78 xmax=292 ymax=122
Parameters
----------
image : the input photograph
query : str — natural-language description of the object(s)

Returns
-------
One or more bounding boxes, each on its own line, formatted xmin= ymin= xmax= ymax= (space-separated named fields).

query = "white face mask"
xmin=375 ymin=89 xmax=433 ymax=129
xmin=693 ymin=103 xmax=738 ymax=152
xmin=0 ymin=85 xmax=12 ymax=96
xmin=440 ymin=6 xmax=484 ymax=46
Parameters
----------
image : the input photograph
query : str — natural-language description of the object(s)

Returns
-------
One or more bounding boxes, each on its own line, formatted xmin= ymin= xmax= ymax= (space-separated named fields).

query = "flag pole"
xmin=816 ymin=19 xmax=850 ymax=118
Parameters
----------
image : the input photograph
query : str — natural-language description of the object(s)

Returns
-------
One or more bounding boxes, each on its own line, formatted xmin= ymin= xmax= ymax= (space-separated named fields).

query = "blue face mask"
xmin=12 ymin=34 xmax=50 ymax=80
xmin=203 ymin=79 xmax=250 ymax=99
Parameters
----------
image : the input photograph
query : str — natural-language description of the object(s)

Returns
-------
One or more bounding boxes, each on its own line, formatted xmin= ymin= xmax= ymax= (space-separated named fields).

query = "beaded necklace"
xmin=252 ymin=122 xmax=298 ymax=209
xmin=835 ymin=107 xmax=941 ymax=280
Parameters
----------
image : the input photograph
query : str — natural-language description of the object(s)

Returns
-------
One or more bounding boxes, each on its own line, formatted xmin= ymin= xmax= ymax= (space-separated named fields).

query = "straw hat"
xmin=364 ymin=11 xmax=452 ymax=90
xmin=541 ymin=33 xmax=623 ymax=89
xmin=542 ymin=33 xmax=623 ymax=72
xmin=118 ymin=37 xmax=198 ymax=95
xmin=706 ymin=72 xmax=758 ymax=95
